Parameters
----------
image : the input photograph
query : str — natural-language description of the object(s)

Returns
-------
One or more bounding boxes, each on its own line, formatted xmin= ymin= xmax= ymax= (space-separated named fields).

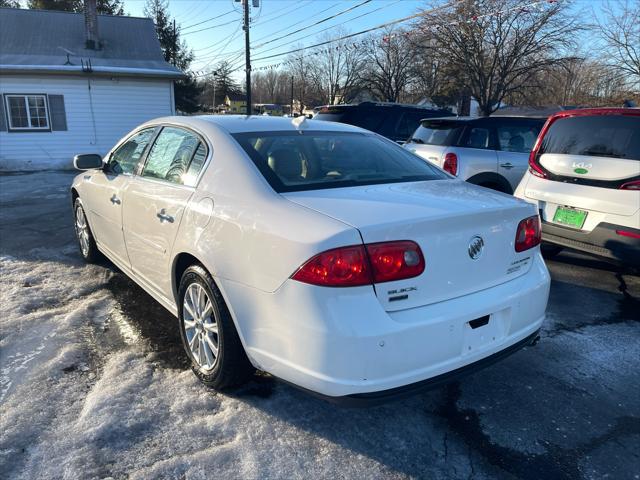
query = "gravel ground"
xmin=1 ymin=171 xmax=638 ymax=480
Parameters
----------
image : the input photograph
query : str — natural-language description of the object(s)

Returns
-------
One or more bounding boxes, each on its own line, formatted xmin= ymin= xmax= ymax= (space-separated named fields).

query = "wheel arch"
xmin=466 ymin=172 xmax=513 ymax=194
xmin=171 ymin=251 xmax=254 ymax=362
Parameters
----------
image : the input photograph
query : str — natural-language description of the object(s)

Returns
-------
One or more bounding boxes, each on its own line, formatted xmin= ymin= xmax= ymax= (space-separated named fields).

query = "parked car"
xmin=314 ymin=102 xmax=453 ymax=144
xmin=405 ymin=116 xmax=546 ymax=193
xmin=514 ymin=108 xmax=640 ymax=266
xmin=71 ymin=115 xmax=550 ymax=401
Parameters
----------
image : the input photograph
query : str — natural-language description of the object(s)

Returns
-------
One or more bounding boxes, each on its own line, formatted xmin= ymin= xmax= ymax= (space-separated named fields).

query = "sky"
xmin=121 ymin=0 xmax=607 ymax=78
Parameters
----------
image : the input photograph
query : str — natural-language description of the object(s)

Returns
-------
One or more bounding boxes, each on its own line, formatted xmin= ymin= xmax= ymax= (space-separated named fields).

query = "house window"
xmin=4 ymin=95 xmax=50 ymax=131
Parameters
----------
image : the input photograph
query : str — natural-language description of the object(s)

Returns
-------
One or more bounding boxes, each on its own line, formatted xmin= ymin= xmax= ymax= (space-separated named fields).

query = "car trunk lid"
xmin=284 ymin=180 xmax=537 ymax=311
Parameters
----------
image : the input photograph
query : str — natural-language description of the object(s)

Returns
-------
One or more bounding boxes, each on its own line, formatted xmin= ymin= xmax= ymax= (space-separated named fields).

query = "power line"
xmin=182 ymin=9 xmax=236 ymax=31
xmin=250 ymin=0 xmax=312 ymax=28
xmin=250 ymin=0 xmax=403 ymax=59
xmin=252 ymin=0 xmax=371 ymax=49
xmin=182 ymin=17 xmax=239 ymax=36
xmin=252 ymin=0 xmax=461 ymax=63
xmin=250 ymin=2 xmax=342 ymax=44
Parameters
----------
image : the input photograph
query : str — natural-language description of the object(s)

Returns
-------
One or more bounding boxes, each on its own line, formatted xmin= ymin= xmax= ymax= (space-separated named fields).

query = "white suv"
xmin=405 ymin=116 xmax=546 ymax=194
xmin=514 ymin=108 xmax=640 ymax=266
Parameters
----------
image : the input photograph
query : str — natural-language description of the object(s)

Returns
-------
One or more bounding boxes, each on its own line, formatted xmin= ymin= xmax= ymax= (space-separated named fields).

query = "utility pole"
xmin=172 ymin=19 xmax=177 ymax=66
xmin=212 ymin=71 xmax=217 ymax=113
xmin=290 ymin=76 xmax=294 ymax=116
xmin=243 ymin=0 xmax=251 ymax=115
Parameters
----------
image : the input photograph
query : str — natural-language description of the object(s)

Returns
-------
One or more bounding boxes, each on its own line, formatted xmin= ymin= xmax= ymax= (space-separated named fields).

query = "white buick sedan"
xmin=71 ymin=115 xmax=550 ymax=401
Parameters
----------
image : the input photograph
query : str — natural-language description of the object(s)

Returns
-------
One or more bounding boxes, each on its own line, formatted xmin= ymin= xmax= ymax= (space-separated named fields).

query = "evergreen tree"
xmin=28 ymin=0 xmax=82 ymax=11
xmin=28 ymin=0 xmax=124 ymax=14
xmin=97 ymin=0 xmax=124 ymax=15
xmin=0 ymin=0 xmax=20 ymax=7
xmin=144 ymin=0 xmax=201 ymax=113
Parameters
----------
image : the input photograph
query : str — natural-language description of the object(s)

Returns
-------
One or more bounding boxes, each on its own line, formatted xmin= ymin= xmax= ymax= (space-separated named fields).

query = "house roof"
xmin=225 ymin=94 xmax=246 ymax=102
xmin=0 ymin=8 xmax=183 ymax=79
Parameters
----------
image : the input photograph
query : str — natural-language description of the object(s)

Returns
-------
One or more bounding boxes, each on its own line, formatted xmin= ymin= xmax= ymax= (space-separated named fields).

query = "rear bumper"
xmin=221 ymin=253 xmax=550 ymax=397
xmin=335 ymin=329 xmax=540 ymax=406
xmin=542 ymin=221 xmax=640 ymax=266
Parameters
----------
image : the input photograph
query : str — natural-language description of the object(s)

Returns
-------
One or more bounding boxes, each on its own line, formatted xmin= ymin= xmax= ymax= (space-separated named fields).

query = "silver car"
xmin=405 ymin=116 xmax=545 ymax=194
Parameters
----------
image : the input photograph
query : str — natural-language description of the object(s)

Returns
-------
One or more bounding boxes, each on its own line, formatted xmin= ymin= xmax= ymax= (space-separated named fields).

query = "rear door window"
xmin=463 ymin=127 xmax=491 ymax=149
xmin=141 ymin=127 xmax=208 ymax=186
xmin=541 ymin=114 xmax=640 ymax=160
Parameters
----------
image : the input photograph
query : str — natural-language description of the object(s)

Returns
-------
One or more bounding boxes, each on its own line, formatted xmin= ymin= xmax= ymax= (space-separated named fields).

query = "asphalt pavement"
xmin=1 ymin=171 xmax=638 ymax=480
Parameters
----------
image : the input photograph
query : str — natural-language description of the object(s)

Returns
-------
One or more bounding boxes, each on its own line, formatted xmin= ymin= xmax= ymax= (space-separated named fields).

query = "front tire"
xmin=73 ymin=198 xmax=101 ymax=263
xmin=178 ymin=265 xmax=254 ymax=389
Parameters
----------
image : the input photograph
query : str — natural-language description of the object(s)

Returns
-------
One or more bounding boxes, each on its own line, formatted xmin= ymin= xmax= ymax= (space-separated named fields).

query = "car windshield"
xmin=232 ymin=131 xmax=449 ymax=193
xmin=541 ymin=114 xmax=640 ymax=161
xmin=410 ymin=120 xmax=463 ymax=145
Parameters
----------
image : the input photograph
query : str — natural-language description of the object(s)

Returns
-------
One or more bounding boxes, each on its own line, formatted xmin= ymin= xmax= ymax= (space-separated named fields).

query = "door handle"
xmin=110 ymin=194 xmax=121 ymax=205
xmin=500 ymin=162 xmax=514 ymax=169
xmin=156 ymin=208 xmax=174 ymax=223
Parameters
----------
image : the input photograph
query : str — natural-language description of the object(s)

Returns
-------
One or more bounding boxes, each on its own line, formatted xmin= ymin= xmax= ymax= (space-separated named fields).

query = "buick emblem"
xmin=468 ymin=235 xmax=484 ymax=260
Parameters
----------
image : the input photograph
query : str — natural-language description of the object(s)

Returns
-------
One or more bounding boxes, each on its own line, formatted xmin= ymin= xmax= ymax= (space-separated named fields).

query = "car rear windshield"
xmin=408 ymin=119 xmax=463 ymax=146
xmin=541 ymin=114 xmax=640 ymax=161
xmin=232 ymin=131 xmax=449 ymax=193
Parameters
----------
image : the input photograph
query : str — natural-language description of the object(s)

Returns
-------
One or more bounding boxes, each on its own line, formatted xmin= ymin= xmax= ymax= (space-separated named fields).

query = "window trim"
xmin=135 ymin=124 xmax=211 ymax=189
xmin=3 ymin=94 xmax=51 ymax=132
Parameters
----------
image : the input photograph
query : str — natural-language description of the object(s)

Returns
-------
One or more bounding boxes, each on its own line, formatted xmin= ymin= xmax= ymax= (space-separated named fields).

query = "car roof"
xmin=420 ymin=115 xmax=547 ymax=123
xmin=321 ymin=102 xmax=449 ymax=111
xmin=548 ymin=107 xmax=640 ymax=120
xmin=144 ymin=114 xmax=370 ymax=134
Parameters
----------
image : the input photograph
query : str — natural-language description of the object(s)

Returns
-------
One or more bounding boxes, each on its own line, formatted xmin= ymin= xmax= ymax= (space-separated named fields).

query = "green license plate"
xmin=553 ymin=206 xmax=587 ymax=229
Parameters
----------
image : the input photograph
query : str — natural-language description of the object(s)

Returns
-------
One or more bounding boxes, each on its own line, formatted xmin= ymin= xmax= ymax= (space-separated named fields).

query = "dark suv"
xmin=314 ymin=102 xmax=453 ymax=144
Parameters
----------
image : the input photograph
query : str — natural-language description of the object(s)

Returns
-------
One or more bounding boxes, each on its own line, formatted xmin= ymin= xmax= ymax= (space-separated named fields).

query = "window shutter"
xmin=48 ymin=95 xmax=67 ymax=131
xmin=0 ymin=97 xmax=7 ymax=132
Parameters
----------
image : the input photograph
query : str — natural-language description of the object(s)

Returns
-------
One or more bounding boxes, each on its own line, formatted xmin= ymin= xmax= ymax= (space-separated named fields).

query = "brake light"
xmin=528 ymin=150 xmax=548 ymax=178
xmin=515 ymin=216 xmax=541 ymax=252
xmin=292 ymin=241 xmax=425 ymax=287
xmin=443 ymin=152 xmax=458 ymax=176
xmin=616 ymin=229 xmax=640 ymax=239
xmin=291 ymin=245 xmax=371 ymax=287
xmin=366 ymin=241 xmax=425 ymax=283
xmin=620 ymin=180 xmax=640 ymax=190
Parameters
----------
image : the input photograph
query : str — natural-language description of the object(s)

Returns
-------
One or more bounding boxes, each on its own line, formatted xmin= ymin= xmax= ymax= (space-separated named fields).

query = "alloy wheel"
xmin=183 ymin=283 xmax=219 ymax=371
xmin=75 ymin=205 xmax=90 ymax=257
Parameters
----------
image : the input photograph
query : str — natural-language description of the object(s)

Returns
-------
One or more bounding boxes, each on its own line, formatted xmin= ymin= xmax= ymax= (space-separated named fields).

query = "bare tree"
xmin=364 ymin=30 xmax=415 ymax=102
xmin=419 ymin=0 xmax=580 ymax=116
xmin=310 ymin=28 xmax=366 ymax=104
xmin=596 ymin=0 xmax=640 ymax=87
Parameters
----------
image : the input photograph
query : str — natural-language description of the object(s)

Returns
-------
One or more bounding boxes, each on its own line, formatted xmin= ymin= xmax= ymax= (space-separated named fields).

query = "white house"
xmin=0 ymin=6 xmax=183 ymax=170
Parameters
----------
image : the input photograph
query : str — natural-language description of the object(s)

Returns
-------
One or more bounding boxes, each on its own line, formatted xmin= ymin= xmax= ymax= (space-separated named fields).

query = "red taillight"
xmin=515 ymin=216 xmax=541 ymax=252
xmin=443 ymin=152 xmax=458 ymax=176
xmin=620 ymin=180 xmax=640 ymax=190
xmin=616 ymin=229 xmax=640 ymax=239
xmin=528 ymin=150 xmax=547 ymax=178
xmin=291 ymin=245 xmax=371 ymax=287
xmin=366 ymin=241 xmax=425 ymax=283
xmin=291 ymin=241 xmax=425 ymax=287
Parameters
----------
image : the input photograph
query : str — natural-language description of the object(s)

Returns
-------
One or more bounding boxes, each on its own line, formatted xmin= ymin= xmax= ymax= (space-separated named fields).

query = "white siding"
xmin=0 ymin=75 xmax=174 ymax=170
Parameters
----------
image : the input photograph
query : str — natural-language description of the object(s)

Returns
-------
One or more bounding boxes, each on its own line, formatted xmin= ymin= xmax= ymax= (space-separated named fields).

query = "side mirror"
xmin=73 ymin=154 xmax=103 ymax=170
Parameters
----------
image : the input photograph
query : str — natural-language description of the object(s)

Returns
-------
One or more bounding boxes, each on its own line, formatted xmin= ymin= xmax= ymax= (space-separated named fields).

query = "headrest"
xmin=508 ymin=135 xmax=524 ymax=151
xmin=268 ymin=149 xmax=303 ymax=181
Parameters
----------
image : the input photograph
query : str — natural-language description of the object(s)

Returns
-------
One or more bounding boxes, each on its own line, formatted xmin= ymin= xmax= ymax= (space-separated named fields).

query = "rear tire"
xmin=73 ymin=198 xmax=101 ymax=263
xmin=178 ymin=264 xmax=254 ymax=390
xmin=541 ymin=243 xmax=563 ymax=259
